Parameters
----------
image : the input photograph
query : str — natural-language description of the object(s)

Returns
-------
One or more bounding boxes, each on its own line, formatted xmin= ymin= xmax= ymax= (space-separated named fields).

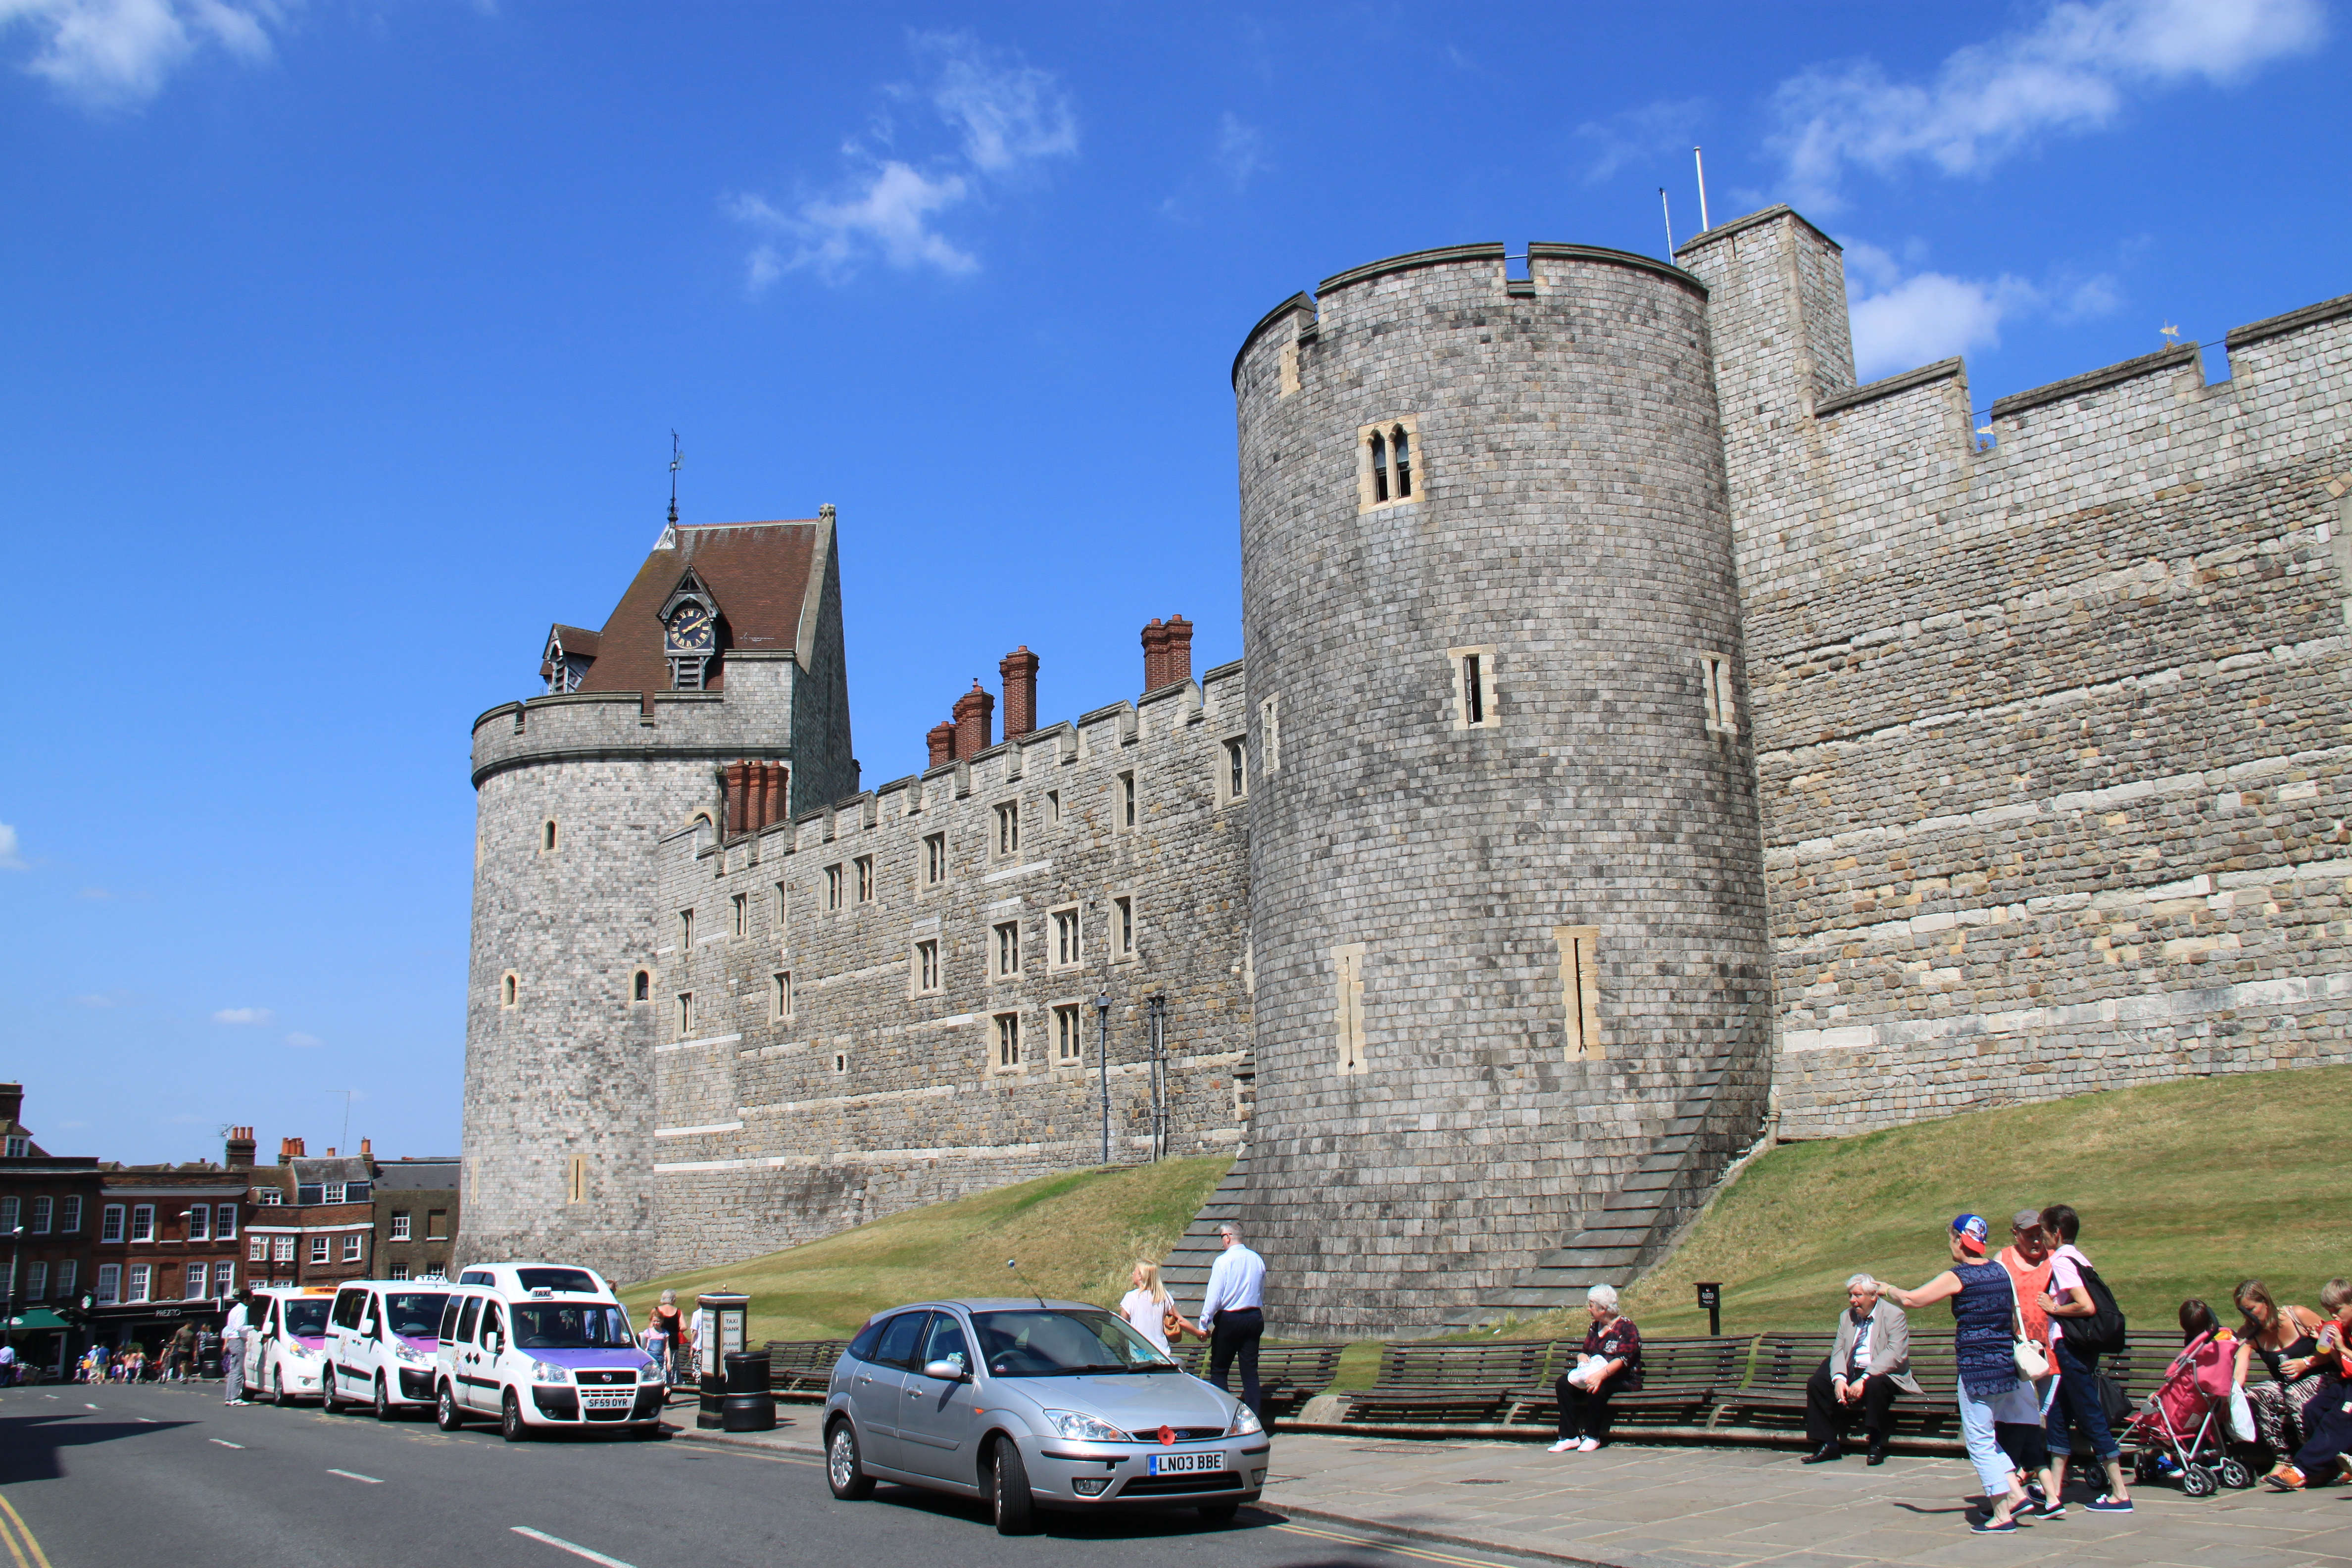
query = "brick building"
xmin=244 ymin=1139 xmax=378 ymax=1290
xmin=87 ymin=1125 xmax=251 ymax=1353
xmin=371 ymin=1156 xmax=459 ymax=1281
xmin=0 ymin=1084 xmax=101 ymax=1375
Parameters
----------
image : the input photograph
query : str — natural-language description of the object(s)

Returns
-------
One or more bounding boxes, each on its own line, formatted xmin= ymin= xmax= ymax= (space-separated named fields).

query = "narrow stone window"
xmin=1113 ymin=896 xmax=1136 ymax=959
xmin=773 ymin=882 xmax=787 ymax=937
xmin=1051 ymin=906 xmax=1081 ymax=969
xmin=1117 ymin=772 xmax=1137 ymax=832
xmin=1357 ymin=416 xmax=1421 ymax=511
xmin=1554 ymin=925 xmax=1603 ymax=1061
xmin=772 ymin=971 xmax=792 ymax=1022
xmin=500 ymin=971 xmax=518 ymax=1009
xmin=566 ymin=1155 xmax=587 ymax=1205
xmin=1393 ymin=425 xmax=1412 ymax=496
xmin=994 ymin=920 xmax=1022 ymax=979
xmin=825 ymin=864 xmax=844 ymax=911
xmin=1698 ymin=653 xmax=1738 ymax=736
xmin=732 ymin=892 xmax=749 ymax=937
xmin=1260 ymin=695 xmax=1280 ymax=773
xmin=923 ymin=833 xmax=947 ymax=886
xmin=1370 ymin=427 xmax=1390 ymax=502
xmin=1046 ymin=788 xmax=1061 ymax=824
xmin=833 ymin=1050 xmax=849 ymax=1076
xmin=1448 ymin=644 xmax=1501 ymax=731
xmin=1333 ymin=942 xmax=1368 ymax=1076
xmin=1223 ymin=737 xmax=1248 ymax=803
xmin=679 ymin=909 xmax=695 ymax=949
xmin=914 ymin=938 xmax=941 ymax=994
xmin=855 ymin=855 xmax=875 ymax=903
xmin=676 ymin=992 xmax=693 ymax=1038
xmin=1055 ymin=1002 xmax=1083 ymax=1063
xmin=541 ymin=820 xmax=558 ymax=854
xmin=995 ymin=801 xmax=1020 ymax=858
xmin=993 ymin=1012 xmax=1022 ymax=1071
xmin=632 ymin=969 xmax=650 ymax=1002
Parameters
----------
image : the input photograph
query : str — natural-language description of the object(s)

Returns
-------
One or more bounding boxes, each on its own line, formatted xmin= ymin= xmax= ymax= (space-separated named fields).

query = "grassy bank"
xmin=621 ymin=1156 xmax=1229 ymax=1345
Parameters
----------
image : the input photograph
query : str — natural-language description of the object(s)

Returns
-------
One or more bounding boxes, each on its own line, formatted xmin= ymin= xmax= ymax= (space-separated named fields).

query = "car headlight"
xmin=1226 ymin=1402 xmax=1263 ymax=1436
xmin=1042 ymin=1408 xmax=1128 ymax=1442
xmin=393 ymin=1343 xmax=430 ymax=1364
xmin=529 ymin=1360 xmax=572 ymax=1384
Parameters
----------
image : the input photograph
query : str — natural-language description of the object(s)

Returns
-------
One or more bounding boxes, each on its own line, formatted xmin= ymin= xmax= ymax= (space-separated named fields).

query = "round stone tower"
xmin=1232 ymin=243 xmax=1775 ymax=1335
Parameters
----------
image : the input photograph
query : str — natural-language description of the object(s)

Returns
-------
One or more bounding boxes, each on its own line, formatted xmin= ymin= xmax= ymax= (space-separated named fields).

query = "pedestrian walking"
xmin=0 ymin=1342 xmax=16 ymax=1387
xmin=1197 ymin=1222 xmax=1266 ymax=1421
xmin=1803 ymin=1274 xmax=1916 ymax=1465
xmin=169 ymin=1322 xmax=196 ymax=1382
xmin=1119 ymin=1261 xmax=1193 ymax=1358
xmin=1549 ymin=1284 xmax=1642 ymax=1453
xmin=221 ymin=1290 xmax=251 ymax=1404
xmin=1874 ymin=1216 xmax=2040 ymax=1533
xmin=648 ymin=1290 xmax=686 ymax=1386
xmin=2037 ymin=1203 xmax=2132 ymax=1514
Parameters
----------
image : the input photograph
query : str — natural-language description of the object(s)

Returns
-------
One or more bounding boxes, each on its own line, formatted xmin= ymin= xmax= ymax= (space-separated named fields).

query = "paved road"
xmin=0 ymin=1383 xmax=1545 ymax=1568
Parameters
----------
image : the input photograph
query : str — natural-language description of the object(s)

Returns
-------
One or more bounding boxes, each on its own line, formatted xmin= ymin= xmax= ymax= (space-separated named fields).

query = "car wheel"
xmin=501 ymin=1389 xmax=529 ymax=1443
xmin=826 ymin=1420 xmax=874 ymax=1500
xmin=988 ymin=1437 xmax=1037 ymax=1536
xmin=374 ymin=1375 xmax=394 ymax=1422
xmin=1197 ymin=1502 xmax=1240 ymax=1523
xmin=272 ymin=1367 xmax=285 ymax=1405
xmin=322 ymin=1372 xmax=342 ymax=1414
xmin=436 ymin=1383 xmax=465 ymax=1432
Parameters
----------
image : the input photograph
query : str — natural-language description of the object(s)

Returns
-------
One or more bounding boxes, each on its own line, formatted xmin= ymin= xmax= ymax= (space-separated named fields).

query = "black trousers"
xmin=1210 ymin=1308 xmax=1264 ymax=1418
xmin=1805 ymin=1359 xmax=1900 ymax=1448
xmin=1555 ymin=1377 xmax=1614 ymax=1444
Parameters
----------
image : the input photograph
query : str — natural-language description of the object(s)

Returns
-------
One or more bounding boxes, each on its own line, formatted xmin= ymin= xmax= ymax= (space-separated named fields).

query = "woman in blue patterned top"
xmin=1876 ymin=1215 xmax=2042 ymax=1533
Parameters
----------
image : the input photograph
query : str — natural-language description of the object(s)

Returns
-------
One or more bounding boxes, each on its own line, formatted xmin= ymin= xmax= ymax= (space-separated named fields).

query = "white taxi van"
xmin=245 ymin=1285 xmax=339 ymax=1404
xmin=324 ymin=1278 xmax=454 ymax=1419
xmin=433 ymin=1262 xmax=664 ymax=1441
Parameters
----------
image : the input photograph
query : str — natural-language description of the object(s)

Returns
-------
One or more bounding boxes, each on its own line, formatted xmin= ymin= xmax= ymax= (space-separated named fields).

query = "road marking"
xmin=137 ymin=1417 xmax=158 ymax=1423
xmin=0 ymin=1494 xmax=57 ymax=1568
xmin=82 ymin=1404 xmax=98 ymax=1411
xmin=208 ymin=1438 xmax=246 ymax=1449
xmin=40 ymin=1395 xmax=57 ymax=1401
xmin=1273 ymin=1521 xmax=1516 ymax=1568
xmin=510 ymin=1526 xmax=637 ymax=1568
xmin=328 ymin=1469 xmax=384 ymax=1484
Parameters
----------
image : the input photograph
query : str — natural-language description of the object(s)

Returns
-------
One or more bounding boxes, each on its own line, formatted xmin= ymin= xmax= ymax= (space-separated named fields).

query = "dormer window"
xmin=658 ymin=569 xmax=721 ymax=691
xmin=541 ymin=624 xmax=598 ymax=694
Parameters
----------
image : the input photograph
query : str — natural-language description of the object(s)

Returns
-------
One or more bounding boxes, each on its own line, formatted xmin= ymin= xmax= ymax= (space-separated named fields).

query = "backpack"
xmin=2058 ymin=1260 xmax=2128 ymax=1356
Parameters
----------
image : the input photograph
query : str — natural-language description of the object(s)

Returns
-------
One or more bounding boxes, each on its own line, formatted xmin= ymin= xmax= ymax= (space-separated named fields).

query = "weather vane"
xmin=668 ymin=431 xmax=684 ymax=525
xmin=2160 ymin=321 xmax=2181 ymax=346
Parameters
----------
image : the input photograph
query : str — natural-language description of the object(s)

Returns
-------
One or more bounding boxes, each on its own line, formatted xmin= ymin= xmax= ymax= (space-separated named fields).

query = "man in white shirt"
xmin=220 ymin=1290 xmax=251 ymax=1404
xmin=0 ymin=1341 xmax=17 ymax=1386
xmin=1197 ymin=1222 xmax=1266 ymax=1420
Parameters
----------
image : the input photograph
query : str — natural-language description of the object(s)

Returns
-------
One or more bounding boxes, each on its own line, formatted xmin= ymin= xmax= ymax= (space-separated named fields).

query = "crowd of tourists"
xmin=1530 ymin=1203 xmax=2352 ymax=1533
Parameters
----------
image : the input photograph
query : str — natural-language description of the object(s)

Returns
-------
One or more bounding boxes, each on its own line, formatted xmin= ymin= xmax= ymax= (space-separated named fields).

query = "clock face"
xmin=668 ymin=602 xmax=713 ymax=650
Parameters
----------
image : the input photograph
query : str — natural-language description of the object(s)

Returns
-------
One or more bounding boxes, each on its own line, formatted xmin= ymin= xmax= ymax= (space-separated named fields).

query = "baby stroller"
xmin=2122 ymin=1331 xmax=2254 ymax=1496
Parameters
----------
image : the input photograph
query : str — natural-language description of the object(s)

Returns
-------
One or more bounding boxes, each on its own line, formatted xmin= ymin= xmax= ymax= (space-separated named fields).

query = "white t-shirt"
xmin=1120 ymin=1289 xmax=1172 ymax=1355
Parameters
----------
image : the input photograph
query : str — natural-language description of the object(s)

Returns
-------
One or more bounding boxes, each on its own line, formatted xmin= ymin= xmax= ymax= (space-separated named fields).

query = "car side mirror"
xmin=922 ymin=1358 xmax=968 ymax=1382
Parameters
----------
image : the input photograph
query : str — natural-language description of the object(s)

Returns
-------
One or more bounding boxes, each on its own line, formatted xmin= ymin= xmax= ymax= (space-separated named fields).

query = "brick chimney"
xmin=724 ymin=760 xmax=750 ymax=838
xmin=926 ymin=721 xmax=956 ymax=768
xmin=0 ymin=1082 xmax=20 ymax=1131
xmin=999 ymin=647 xmax=1040 ymax=740
xmin=1163 ymin=615 xmax=1193 ymax=685
xmin=225 ymin=1127 xmax=255 ymax=1170
xmin=952 ymin=681 xmax=995 ymax=759
xmin=359 ymin=1137 xmax=372 ymax=1159
xmin=280 ymin=1136 xmax=305 ymax=1160
xmin=1141 ymin=619 xmax=1170 ymax=690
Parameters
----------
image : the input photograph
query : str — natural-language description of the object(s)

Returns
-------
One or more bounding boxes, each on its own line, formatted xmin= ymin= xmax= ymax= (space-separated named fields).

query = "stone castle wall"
xmin=1682 ymin=208 xmax=2352 ymax=1137
xmin=646 ymin=665 xmax=1253 ymax=1272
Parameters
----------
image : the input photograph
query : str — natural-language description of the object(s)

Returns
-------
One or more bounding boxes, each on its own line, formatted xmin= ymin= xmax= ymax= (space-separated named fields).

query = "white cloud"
xmin=0 ymin=823 xmax=21 ymax=870
xmin=1772 ymin=0 xmax=2325 ymax=208
xmin=731 ymin=33 xmax=1076 ymax=288
xmin=1842 ymin=239 xmax=2117 ymax=381
xmin=1215 ymin=113 xmax=1267 ymax=188
xmin=212 ymin=1006 xmax=274 ymax=1024
xmin=74 ymin=990 xmax=134 ymax=1008
xmin=1571 ymin=98 xmax=1706 ymax=185
xmin=0 ymin=0 xmax=288 ymax=109
xmin=284 ymin=1030 xmax=321 ymax=1047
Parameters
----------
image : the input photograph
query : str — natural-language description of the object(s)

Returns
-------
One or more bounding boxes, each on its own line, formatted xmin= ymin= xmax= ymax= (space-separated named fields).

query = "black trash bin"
xmin=719 ymin=1351 xmax=775 ymax=1432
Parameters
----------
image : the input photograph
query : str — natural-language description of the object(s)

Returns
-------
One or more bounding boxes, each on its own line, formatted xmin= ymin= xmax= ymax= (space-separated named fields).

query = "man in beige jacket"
xmin=1805 ymin=1273 xmax=1920 ymax=1465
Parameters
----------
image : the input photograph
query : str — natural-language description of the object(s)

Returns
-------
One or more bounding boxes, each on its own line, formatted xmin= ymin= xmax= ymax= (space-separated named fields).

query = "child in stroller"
xmin=2124 ymin=1302 xmax=2255 ymax=1496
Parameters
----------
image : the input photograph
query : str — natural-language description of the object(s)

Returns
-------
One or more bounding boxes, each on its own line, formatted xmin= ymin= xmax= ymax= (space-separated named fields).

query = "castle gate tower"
xmin=1232 ymin=245 xmax=1775 ymax=1334
xmin=461 ymin=512 xmax=854 ymax=1283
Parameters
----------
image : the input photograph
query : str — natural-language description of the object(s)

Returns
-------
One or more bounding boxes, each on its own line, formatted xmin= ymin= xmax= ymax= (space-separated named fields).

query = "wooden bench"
xmin=1499 ymin=1334 xmax=1749 ymax=1429
xmin=762 ymin=1339 xmax=847 ymax=1399
xmin=1179 ymin=1342 xmax=1347 ymax=1419
xmin=1340 ymin=1340 xmax=1558 ymax=1425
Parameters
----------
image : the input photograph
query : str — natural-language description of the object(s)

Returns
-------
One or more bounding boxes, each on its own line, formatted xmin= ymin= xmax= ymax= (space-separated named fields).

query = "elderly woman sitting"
xmin=1548 ymin=1284 xmax=1643 ymax=1454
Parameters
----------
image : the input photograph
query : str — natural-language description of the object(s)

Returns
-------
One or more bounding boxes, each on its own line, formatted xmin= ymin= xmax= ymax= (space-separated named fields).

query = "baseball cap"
xmin=1952 ymin=1214 xmax=1990 ymax=1254
xmin=2011 ymin=1209 xmax=2043 ymax=1231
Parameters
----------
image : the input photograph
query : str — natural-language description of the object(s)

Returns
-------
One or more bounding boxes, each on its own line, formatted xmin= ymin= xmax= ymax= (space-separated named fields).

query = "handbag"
xmin=1162 ymin=1307 xmax=1186 ymax=1343
xmin=2227 ymin=1385 xmax=2257 ymax=1443
xmin=2012 ymin=1291 xmax=2051 ymax=1380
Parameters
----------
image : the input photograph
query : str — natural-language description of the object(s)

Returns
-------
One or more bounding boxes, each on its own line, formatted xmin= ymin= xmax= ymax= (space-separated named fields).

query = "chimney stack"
xmin=724 ymin=760 xmax=750 ymax=838
xmin=999 ymin=646 xmax=1040 ymax=739
xmin=0 ymin=1082 xmax=20 ymax=1131
xmin=926 ymin=722 xmax=956 ymax=768
xmin=1142 ymin=619 xmax=1171 ymax=691
xmin=280 ymin=1136 xmax=305 ymax=1160
xmin=359 ymin=1137 xmax=372 ymax=1159
xmin=1163 ymin=615 xmax=1193 ymax=686
xmin=225 ymin=1127 xmax=255 ymax=1170
xmin=763 ymin=761 xmax=787 ymax=830
xmin=952 ymin=681 xmax=995 ymax=759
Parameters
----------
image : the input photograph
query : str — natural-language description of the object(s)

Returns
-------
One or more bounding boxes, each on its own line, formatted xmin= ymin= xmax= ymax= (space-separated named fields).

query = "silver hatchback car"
xmin=822 ymin=1298 xmax=1269 ymax=1534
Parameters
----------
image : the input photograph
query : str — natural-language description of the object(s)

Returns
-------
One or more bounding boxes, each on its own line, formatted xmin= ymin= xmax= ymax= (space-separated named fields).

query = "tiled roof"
xmin=575 ymin=521 xmax=822 ymax=696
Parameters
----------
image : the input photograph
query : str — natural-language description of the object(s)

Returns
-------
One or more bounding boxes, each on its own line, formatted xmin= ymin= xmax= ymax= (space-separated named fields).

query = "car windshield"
xmin=969 ymin=1309 xmax=1178 ymax=1377
xmin=511 ymin=1303 xmax=635 ymax=1350
xmin=282 ymin=1300 xmax=331 ymax=1336
xmin=383 ymin=1293 xmax=449 ymax=1337
xmin=514 ymin=1268 xmax=600 ymax=1295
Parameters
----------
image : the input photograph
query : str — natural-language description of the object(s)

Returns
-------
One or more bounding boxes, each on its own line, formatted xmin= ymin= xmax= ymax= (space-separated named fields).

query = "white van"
xmin=432 ymin=1261 xmax=663 ymax=1441
xmin=245 ymin=1286 xmax=338 ymax=1404
xmin=324 ymin=1279 xmax=455 ymax=1420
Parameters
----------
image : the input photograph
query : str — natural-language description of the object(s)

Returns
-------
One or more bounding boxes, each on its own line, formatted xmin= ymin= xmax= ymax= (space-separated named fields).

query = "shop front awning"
xmin=5 ymin=1309 xmax=71 ymax=1330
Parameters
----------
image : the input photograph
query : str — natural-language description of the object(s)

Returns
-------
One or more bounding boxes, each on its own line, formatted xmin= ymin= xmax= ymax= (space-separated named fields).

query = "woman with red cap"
xmin=1875 ymin=1216 xmax=2043 ymax=1533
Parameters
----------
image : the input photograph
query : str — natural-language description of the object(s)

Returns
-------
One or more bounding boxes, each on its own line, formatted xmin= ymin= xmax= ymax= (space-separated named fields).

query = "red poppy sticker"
xmin=1158 ymin=1424 xmax=1176 ymax=1446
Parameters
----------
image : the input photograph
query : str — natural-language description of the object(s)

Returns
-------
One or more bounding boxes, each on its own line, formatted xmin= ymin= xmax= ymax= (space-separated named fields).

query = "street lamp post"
xmin=3 ymin=1225 xmax=22 ymax=1378
xmin=1094 ymin=990 xmax=1112 ymax=1166
xmin=1145 ymin=993 xmax=1168 ymax=1162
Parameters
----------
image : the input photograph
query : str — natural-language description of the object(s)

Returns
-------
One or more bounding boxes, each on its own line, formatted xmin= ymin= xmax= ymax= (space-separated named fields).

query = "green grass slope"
xmin=1514 ymin=1065 xmax=2352 ymax=1343
xmin=622 ymin=1156 xmax=1229 ymax=1345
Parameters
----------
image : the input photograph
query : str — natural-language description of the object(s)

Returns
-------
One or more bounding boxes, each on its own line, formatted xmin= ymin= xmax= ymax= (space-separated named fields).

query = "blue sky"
xmin=2 ymin=0 xmax=2343 ymax=1164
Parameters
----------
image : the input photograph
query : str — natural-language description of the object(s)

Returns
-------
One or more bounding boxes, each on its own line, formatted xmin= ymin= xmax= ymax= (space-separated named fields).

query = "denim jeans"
xmin=2045 ymin=1338 xmax=2118 ymax=1461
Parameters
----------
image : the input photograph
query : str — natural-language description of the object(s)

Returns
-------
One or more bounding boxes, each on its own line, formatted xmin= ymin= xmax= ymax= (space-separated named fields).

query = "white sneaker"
xmin=1547 ymin=1438 xmax=1578 ymax=1453
xmin=1575 ymin=1438 xmax=1601 ymax=1452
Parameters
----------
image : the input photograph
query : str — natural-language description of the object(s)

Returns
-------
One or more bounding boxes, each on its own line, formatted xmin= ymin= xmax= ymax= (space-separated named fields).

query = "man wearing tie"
xmin=1805 ymin=1273 xmax=1917 ymax=1464
xmin=1198 ymin=1222 xmax=1267 ymax=1421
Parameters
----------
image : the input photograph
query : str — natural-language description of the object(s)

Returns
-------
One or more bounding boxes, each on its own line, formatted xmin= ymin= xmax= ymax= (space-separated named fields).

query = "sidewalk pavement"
xmin=677 ymin=1413 xmax=2352 ymax=1568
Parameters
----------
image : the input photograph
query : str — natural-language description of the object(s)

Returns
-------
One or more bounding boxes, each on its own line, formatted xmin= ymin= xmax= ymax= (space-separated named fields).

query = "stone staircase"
xmin=1156 ymin=1150 xmax=1248 ymax=1323
xmin=1437 ymin=1039 xmax=1757 ymax=1330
